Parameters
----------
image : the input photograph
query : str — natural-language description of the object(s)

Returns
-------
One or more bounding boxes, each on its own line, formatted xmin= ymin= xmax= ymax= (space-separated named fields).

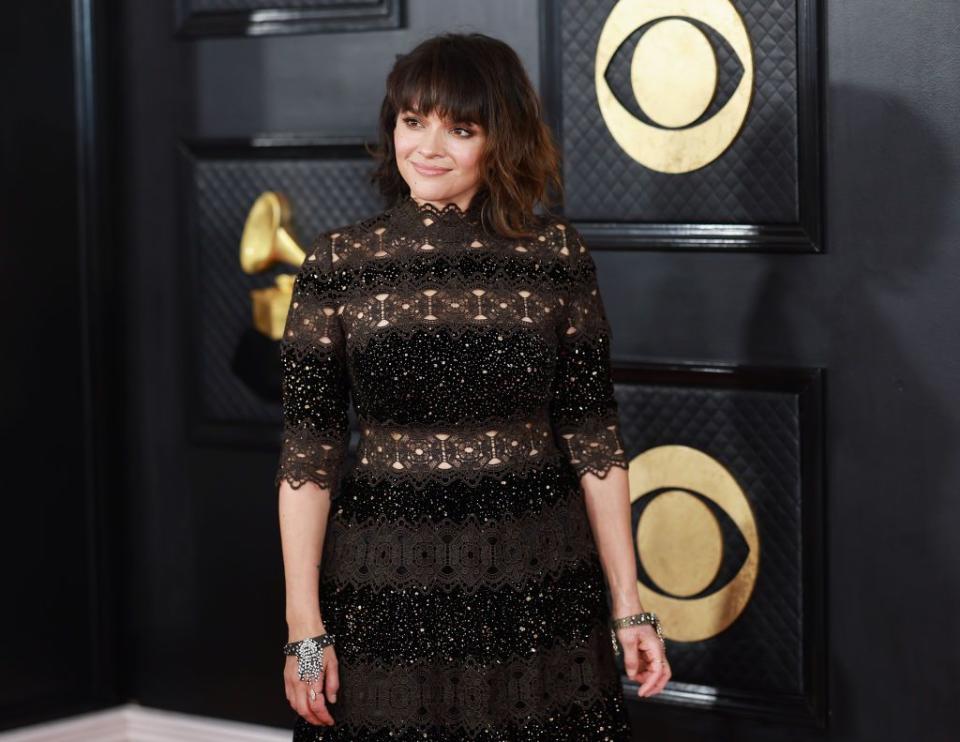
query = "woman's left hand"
xmin=615 ymin=623 xmax=671 ymax=698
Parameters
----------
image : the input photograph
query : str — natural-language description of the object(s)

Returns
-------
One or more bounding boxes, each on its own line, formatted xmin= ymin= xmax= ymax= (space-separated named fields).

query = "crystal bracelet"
xmin=609 ymin=612 xmax=663 ymax=656
xmin=283 ymin=633 xmax=335 ymax=682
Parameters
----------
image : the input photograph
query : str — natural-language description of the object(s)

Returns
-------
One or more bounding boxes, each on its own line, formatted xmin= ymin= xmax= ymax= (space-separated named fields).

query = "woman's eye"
xmin=402 ymin=116 xmax=473 ymax=137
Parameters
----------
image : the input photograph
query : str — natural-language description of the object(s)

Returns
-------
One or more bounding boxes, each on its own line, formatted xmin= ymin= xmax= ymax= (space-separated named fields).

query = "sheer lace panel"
xmin=320 ymin=485 xmax=597 ymax=594
xmin=316 ymin=622 xmax=620 ymax=735
xmin=341 ymin=283 xmax=561 ymax=353
xmin=351 ymin=411 xmax=563 ymax=488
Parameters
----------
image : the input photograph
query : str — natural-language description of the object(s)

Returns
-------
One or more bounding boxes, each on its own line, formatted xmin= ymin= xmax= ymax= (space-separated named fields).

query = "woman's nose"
xmin=418 ymin=125 xmax=445 ymax=156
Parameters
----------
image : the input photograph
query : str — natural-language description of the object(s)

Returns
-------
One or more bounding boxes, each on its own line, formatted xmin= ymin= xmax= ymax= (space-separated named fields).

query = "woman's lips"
xmin=412 ymin=162 xmax=451 ymax=176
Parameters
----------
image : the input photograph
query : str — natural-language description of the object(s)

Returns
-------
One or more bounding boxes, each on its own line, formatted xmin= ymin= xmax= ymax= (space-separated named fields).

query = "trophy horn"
xmin=240 ymin=191 xmax=305 ymax=274
xmin=240 ymin=191 xmax=309 ymax=340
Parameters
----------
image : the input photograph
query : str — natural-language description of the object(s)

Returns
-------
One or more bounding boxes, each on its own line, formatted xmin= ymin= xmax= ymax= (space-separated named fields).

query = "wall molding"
xmin=174 ymin=0 xmax=404 ymax=39
xmin=0 ymin=704 xmax=289 ymax=742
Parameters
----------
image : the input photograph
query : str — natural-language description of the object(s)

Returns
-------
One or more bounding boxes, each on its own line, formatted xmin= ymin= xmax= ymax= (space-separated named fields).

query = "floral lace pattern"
xmin=319 ymin=485 xmax=598 ymax=594
xmin=352 ymin=410 xmax=559 ymax=487
xmin=309 ymin=622 xmax=622 ymax=735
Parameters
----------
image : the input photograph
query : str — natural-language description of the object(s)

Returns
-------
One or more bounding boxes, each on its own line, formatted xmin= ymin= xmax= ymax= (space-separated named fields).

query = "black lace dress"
xmin=276 ymin=193 xmax=633 ymax=741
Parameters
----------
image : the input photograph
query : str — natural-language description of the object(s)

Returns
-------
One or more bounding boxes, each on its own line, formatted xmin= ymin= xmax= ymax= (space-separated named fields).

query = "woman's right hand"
xmin=615 ymin=623 xmax=671 ymax=698
xmin=284 ymin=641 xmax=339 ymax=727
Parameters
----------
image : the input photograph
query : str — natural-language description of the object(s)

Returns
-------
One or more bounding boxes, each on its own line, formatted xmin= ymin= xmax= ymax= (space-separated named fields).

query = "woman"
xmin=277 ymin=32 xmax=670 ymax=741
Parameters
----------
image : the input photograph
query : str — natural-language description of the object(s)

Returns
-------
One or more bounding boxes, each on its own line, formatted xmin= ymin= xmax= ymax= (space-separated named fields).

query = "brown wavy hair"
xmin=367 ymin=32 xmax=563 ymax=239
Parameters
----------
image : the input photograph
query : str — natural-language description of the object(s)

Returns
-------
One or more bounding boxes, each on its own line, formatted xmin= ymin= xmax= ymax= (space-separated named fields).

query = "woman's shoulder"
xmin=526 ymin=211 xmax=592 ymax=267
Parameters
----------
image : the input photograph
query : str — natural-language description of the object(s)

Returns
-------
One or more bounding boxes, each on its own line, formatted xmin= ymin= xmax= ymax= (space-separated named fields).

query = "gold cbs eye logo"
xmin=628 ymin=445 xmax=759 ymax=642
xmin=595 ymin=0 xmax=754 ymax=173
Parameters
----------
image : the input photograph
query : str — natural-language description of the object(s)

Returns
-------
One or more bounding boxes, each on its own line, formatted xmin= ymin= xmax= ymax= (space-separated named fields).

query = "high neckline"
xmin=391 ymin=192 xmax=486 ymax=229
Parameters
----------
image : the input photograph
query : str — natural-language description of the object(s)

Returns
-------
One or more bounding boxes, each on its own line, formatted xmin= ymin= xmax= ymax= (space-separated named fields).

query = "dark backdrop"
xmin=1 ymin=1 xmax=958 ymax=740
xmin=0 ymin=0 xmax=125 ymax=729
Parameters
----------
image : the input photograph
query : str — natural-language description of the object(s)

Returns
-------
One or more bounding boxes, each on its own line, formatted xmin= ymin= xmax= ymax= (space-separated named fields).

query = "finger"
xmin=620 ymin=635 xmax=641 ymax=679
xmin=652 ymin=658 xmax=670 ymax=693
xmin=637 ymin=671 xmax=659 ymax=697
xmin=637 ymin=658 xmax=666 ymax=697
xmin=654 ymin=664 xmax=672 ymax=694
xmin=307 ymin=680 xmax=335 ymax=725
xmin=638 ymin=635 xmax=661 ymax=665
xmin=648 ymin=673 xmax=669 ymax=696
xmin=325 ymin=660 xmax=340 ymax=704
xmin=295 ymin=682 xmax=328 ymax=726
xmin=632 ymin=650 xmax=657 ymax=681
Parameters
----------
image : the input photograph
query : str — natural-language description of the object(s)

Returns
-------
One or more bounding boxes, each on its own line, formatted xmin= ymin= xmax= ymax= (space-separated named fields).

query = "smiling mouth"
xmin=412 ymin=162 xmax=451 ymax=175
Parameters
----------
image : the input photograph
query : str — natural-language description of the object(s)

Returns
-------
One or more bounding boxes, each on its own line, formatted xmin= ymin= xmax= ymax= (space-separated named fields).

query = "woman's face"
xmin=394 ymin=107 xmax=486 ymax=212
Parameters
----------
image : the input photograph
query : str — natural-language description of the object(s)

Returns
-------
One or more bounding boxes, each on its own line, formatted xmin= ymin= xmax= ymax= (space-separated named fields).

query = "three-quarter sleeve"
xmin=275 ymin=231 xmax=351 ymax=492
xmin=549 ymin=223 xmax=628 ymax=480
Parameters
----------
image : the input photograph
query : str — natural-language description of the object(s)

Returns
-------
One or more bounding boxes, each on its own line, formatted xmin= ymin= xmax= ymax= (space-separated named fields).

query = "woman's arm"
xmin=279 ymin=480 xmax=332 ymax=638
xmin=546 ymin=221 xmax=636 ymax=610
xmin=275 ymin=229 xmax=351 ymax=633
xmin=275 ymin=231 xmax=350 ymax=725
xmin=547 ymin=220 xmax=670 ymax=697
xmin=579 ymin=466 xmax=643 ymax=616
xmin=278 ymin=480 xmax=339 ymax=726
xmin=582 ymin=467 xmax=671 ymax=698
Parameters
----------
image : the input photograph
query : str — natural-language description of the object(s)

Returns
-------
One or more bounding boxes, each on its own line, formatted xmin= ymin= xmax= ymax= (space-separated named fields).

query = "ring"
xmin=309 ymin=689 xmax=317 ymax=701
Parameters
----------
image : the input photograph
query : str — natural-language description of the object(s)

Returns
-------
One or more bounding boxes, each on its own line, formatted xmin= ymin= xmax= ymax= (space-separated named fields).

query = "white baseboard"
xmin=0 ymin=704 xmax=290 ymax=742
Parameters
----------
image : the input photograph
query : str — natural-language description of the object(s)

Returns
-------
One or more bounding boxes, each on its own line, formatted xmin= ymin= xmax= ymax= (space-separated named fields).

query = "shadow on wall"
xmin=745 ymin=82 xmax=958 ymax=739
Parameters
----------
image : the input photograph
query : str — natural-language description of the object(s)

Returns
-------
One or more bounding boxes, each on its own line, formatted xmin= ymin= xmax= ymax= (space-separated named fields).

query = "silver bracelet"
xmin=609 ymin=612 xmax=664 ymax=656
xmin=283 ymin=633 xmax=335 ymax=682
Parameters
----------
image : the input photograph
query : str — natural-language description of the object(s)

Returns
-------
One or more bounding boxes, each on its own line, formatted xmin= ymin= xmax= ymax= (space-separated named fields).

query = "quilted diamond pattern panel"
xmin=614 ymin=379 xmax=807 ymax=696
xmin=183 ymin=146 xmax=382 ymax=428
xmin=559 ymin=0 xmax=799 ymax=224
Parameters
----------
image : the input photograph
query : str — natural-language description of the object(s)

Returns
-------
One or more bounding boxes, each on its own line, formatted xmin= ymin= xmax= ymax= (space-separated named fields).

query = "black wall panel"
xmin=3 ymin=2 xmax=960 ymax=740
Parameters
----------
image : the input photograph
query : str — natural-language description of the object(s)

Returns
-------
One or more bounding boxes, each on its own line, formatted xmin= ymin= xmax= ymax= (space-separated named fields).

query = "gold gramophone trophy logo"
xmin=240 ymin=191 xmax=306 ymax=341
xmin=629 ymin=445 xmax=760 ymax=642
xmin=595 ymin=0 xmax=754 ymax=173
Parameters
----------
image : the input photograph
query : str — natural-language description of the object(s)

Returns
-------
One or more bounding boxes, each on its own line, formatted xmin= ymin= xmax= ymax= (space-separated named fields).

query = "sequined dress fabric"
xmin=277 ymin=194 xmax=632 ymax=741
